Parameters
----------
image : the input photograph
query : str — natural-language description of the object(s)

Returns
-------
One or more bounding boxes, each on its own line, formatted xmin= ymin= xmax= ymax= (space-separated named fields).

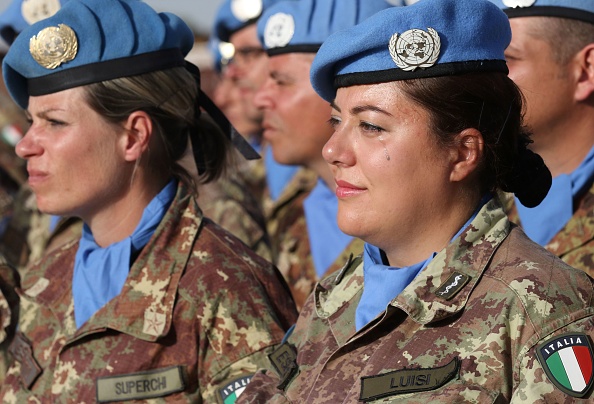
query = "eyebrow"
xmin=330 ymin=101 xmax=394 ymax=117
xmin=26 ymin=107 xmax=65 ymax=118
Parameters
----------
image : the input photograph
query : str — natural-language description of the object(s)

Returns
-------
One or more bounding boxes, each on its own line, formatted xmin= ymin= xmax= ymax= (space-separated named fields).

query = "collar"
xmin=19 ymin=183 xmax=203 ymax=342
xmin=314 ymin=196 xmax=510 ymax=328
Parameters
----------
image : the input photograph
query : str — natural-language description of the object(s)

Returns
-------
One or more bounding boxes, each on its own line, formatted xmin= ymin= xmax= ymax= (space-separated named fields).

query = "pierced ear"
xmin=574 ymin=44 xmax=594 ymax=102
xmin=449 ymin=128 xmax=483 ymax=183
xmin=121 ymin=111 xmax=153 ymax=162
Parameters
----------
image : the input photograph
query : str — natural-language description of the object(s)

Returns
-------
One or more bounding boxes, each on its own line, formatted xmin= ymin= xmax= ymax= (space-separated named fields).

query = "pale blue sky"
xmin=0 ymin=0 xmax=225 ymax=35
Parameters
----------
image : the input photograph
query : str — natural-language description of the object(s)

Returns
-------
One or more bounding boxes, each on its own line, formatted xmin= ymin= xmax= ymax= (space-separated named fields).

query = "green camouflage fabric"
xmin=263 ymin=168 xmax=363 ymax=310
xmin=239 ymin=196 xmax=594 ymax=403
xmin=0 ymin=254 xmax=18 ymax=382
xmin=502 ymin=183 xmax=594 ymax=279
xmin=0 ymin=183 xmax=298 ymax=402
xmin=197 ymin=173 xmax=271 ymax=262
xmin=0 ymin=185 xmax=83 ymax=271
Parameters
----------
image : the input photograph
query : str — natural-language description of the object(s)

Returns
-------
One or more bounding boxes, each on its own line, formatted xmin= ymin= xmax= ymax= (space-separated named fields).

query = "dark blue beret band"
xmin=27 ymin=48 xmax=186 ymax=97
xmin=334 ymin=60 xmax=509 ymax=90
xmin=266 ymin=44 xmax=321 ymax=56
xmin=504 ymin=6 xmax=594 ymax=24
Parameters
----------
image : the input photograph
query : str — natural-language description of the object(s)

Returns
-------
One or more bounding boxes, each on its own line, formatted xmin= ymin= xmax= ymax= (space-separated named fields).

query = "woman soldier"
xmin=0 ymin=0 xmax=297 ymax=401
xmin=239 ymin=0 xmax=594 ymax=402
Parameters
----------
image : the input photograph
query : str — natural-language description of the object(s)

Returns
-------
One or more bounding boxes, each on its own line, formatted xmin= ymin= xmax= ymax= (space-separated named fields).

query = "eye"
xmin=47 ymin=118 xmax=66 ymax=126
xmin=327 ymin=116 xmax=341 ymax=129
xmin=360 ymin=121 xmax=384 ymax=133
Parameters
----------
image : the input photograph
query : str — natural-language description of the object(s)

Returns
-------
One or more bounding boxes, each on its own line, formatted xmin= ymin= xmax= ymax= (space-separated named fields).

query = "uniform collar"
xmin=19 ymin=183 xmax=203 ymax=342
xmin=314 ymin=196 xmax=511 ymax=330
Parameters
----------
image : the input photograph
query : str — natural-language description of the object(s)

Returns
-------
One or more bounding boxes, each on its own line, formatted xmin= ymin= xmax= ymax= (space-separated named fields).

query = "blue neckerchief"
xmin=49 ymin=215 xmax=61 ymax=232
xmin=304 ymin=179 xmax=353 ymax=277
xmin=72 ymin=179 xmax=176 ymax=328
xmin=355 ymin=195 xmax=490 ymax=331
xmin=516 ymin=144 xmax=594 ymax=246
xmin=264 ymin=145 xmax=299 ymax=201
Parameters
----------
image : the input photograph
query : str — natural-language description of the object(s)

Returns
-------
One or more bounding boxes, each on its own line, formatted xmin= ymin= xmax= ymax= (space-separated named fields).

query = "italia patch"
xmin=536 ymin=333 xmax=594 ymax=398
xmin=219 ymin=375 xmax=252 ymax=404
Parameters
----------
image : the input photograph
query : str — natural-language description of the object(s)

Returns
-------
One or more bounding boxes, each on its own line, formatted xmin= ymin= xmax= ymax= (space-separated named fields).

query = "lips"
xmin=27 ymin=169 xmax=49 ymax=187
xmin=335 ymin=179 xmax=366 ymax=198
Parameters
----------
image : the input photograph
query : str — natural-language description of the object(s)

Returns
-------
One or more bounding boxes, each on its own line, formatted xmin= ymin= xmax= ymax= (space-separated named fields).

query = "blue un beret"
xmin=488 ymin=0 xmax=594 ymax=24
xmin=257 ymin=0 xmax=401 ymax=56
xmin=310 ymin=0 xmax=510 ymax=102
xmin=213 ymin=0 xmax=287 ymax=43
xmin=0 ymin=0 xmax=69 ymax=44
xmin=3 ymin=0 xmax=194 ymax=109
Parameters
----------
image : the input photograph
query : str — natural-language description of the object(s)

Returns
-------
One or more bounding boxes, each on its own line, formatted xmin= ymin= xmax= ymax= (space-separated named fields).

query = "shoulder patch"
xmin=536 ymin=333 xmax=594 ymax=398
xmin=218 ymin=375 xmax=252 ymax=404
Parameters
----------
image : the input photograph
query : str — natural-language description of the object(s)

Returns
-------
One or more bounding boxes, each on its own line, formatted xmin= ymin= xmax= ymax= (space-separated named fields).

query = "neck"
xmin=383 ymin=191 xmax=480 ymax=268
xmin=84 ymin=175 xmax=170 ymax=247
xmin=532 ymin=106 xmax=594 ymax=178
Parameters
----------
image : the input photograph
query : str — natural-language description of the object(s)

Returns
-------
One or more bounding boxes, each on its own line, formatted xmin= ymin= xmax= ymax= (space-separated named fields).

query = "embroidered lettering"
xmin=97 ymin=366 xmax=184 ymax=402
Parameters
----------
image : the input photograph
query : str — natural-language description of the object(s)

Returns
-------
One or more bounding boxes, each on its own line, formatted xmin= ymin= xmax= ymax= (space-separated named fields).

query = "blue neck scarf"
xmin=304 ymin=179 xmax=353 ymax=277
xmin=516 ymin=144 xmax=594 ymax=246
xmin=355 ymin=195 xmax=489 ymax=331
xmin=72 ymin=180 xmax=176 ymax=328
xmin=264 ymin=145 xmax=299 ymax=201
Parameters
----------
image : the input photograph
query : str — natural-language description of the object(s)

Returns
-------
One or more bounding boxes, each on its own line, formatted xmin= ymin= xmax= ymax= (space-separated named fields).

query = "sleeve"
xmin=512 ymin=315 xmax=594 ymax=403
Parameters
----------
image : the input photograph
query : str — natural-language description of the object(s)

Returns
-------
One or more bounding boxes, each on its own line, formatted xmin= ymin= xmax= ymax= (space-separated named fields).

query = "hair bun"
xmin=503 ymin=148 xmax=552 ymax=208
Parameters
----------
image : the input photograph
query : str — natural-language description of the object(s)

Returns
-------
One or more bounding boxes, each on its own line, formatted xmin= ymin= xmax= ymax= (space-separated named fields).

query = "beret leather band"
xmin=334 ymin=60 xmax=509 ymax=91
xmin=27 ymin=48 xmax=186 ymax=97
xmin=504 ymin=6 xmax=594 ymax=24
xmin=266 ymin=44 xmax=320 ymax=56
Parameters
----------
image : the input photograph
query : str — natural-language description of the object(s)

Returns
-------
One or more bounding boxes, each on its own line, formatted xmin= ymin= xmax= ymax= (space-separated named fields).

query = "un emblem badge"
xmin=231 ymin=0 xmax=263 ymax=22
xmin=502 ymin=0 xmax=536 ymax=7
xmin=264 ymin=12 xmax=295 ymax=49
xmin=29 ymin=24 xmax=78 ymax=69
xmin=389 ymin=27 xmax=440 ymax=72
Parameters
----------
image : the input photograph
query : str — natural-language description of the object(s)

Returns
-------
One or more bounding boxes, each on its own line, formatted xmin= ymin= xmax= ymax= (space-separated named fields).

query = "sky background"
xmin=0 ymin=0 xmax=226 ymax=35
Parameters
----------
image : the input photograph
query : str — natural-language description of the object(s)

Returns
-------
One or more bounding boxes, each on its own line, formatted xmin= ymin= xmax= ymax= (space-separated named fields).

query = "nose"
xmin=15 ymin=127 xmax=43 ymax=160
xmin=323 ymin=128 xmax=352 ymax=167
xmin=254 ymin=78 xmax=274 ymax=110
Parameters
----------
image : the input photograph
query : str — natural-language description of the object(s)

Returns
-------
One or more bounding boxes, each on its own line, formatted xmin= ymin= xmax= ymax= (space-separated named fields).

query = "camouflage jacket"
xmin=263 ymin=168 xmax=364 ymax=310
xmin=0 ymin=183 xmax=298 ymax=403
xmin=503 ymin=182 xmax=594 ymax=278
xmin=239 ymin=197 xmax=594 ymax=403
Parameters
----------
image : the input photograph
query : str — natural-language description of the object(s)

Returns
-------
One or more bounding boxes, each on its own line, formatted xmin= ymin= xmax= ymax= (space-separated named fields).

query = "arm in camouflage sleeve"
xmin=0 ymin=252 xmax=19 ymax=381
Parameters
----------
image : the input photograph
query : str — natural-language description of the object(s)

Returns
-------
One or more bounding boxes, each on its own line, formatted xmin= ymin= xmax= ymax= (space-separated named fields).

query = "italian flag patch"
xmin=218 ymin=375 xmax=252 ymax=404
xmin=536 ymin=333 xmax=594 ymax=398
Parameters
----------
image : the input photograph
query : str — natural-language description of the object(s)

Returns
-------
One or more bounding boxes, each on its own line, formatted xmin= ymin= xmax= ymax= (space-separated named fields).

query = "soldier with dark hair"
xmin=239 ymin=0 xmax=594 ymax=402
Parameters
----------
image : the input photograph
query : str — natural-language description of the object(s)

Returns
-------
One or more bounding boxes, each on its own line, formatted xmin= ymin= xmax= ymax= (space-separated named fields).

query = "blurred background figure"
xmin=252 ymin=0 xmax=400 ymax=309
xmin=490 ymin=0 xmax=594 ymax=278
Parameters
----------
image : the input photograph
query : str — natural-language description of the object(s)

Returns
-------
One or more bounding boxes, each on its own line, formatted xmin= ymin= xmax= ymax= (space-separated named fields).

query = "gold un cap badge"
xmin=30 ymin=24 xmax=78 ymax=69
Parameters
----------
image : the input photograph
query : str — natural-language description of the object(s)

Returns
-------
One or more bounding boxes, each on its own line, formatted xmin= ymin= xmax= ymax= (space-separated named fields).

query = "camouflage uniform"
xmin=0 ymin=183 xmax=298 ymax=403
xmin=239 ymin=197 xmax=594 ymax=403
xmin=264 ymin=167 xmax=364 ymax=310
xmin=503 ymin=183 xmax=594 ymax=279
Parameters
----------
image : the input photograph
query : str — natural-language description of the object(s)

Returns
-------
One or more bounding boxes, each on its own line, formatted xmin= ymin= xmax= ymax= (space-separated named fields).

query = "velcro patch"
xmin=218 ymin=375 xmax=253 ymax=404
xmin=434 ymin=272 xmax=470 ymax=300
xmin=268 ymin=342 xmax=299 ymax=390
xmin=360 ymin=357 xmax=460 ymax=401
xmin=8 ymin=332 xmax=42 ymax=388
xmin=96 ymin=366 xmax=185 ymax=402
xmin=536 ymin=333 xmax=594 ymax=398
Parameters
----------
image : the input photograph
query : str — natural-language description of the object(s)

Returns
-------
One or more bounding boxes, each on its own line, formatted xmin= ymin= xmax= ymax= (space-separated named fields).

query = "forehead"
xmin=269 ymin=53 xmax=314 ymax=76
xmin=229 ymin=24 xmax=260 ymax=47
xmin=27 ymin=86 xmax=86 ymax=113
xmin=335 ymin=82 xmax=419 ymax=114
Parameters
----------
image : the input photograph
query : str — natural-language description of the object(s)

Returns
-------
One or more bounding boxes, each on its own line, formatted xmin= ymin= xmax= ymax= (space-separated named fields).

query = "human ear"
xmin=449 ymin=128 xmax=483 ymax=183
xmin=121 ymin=110 xmax=153 ymax=162
xmin=574 ymin=44 xmax=594 ymax=102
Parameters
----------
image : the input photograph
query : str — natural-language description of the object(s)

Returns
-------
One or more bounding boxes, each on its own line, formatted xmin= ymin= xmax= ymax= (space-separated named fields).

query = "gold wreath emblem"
xmin=29 ymin=24 xmax=78 ymax=69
